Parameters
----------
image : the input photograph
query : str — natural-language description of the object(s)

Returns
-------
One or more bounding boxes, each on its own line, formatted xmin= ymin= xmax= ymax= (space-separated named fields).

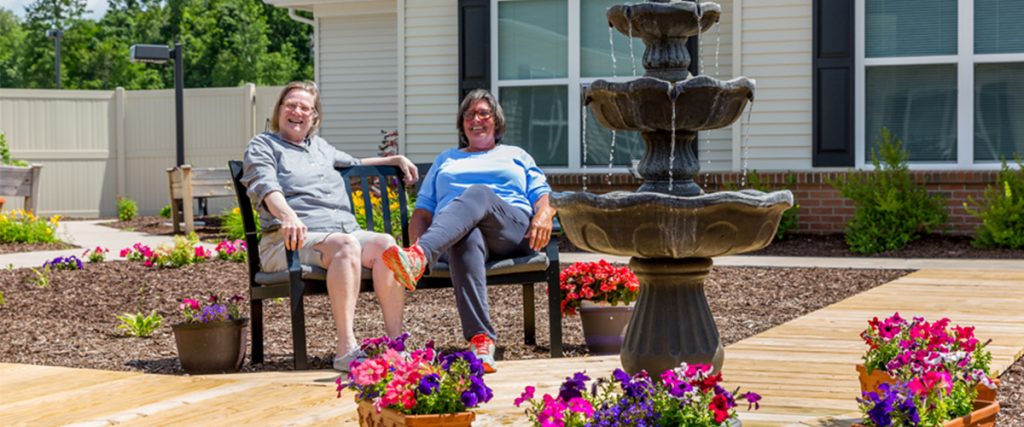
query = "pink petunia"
xmin=514 ymin=386 xmax=535 ymax=407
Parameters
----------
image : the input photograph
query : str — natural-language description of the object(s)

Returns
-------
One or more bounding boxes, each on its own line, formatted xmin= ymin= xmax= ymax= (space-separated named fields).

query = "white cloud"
xmin=1 ymin=0 xmax=109 ymax=20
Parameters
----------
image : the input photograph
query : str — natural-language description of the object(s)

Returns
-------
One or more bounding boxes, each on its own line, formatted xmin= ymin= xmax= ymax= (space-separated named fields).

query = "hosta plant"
xmin=116 ymin=310 xmax=164 ymax=337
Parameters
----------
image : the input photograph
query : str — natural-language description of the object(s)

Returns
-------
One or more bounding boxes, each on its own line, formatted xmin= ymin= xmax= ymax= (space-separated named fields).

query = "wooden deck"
xmin=2 ymin=269 xmax=1022 ymax=426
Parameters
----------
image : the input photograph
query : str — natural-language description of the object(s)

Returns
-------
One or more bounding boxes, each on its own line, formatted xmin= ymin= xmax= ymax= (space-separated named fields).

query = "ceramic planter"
xmin=855 ymin=364 xmax=999 ymax=402
xmin=356 ymin=400 xmax=475 ymax=427
xmin=171 ymin=318 xmax=248 ymax=374
xmin=942 ymin=400 xmax=1000 ymax=427
xmin=578 ymin=300 xmax=634 ymax=355
xmin=853 ymin=400 xmax=999 ymax=427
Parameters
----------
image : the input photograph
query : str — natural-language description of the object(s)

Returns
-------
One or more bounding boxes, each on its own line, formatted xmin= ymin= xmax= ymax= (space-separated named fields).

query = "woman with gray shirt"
xmin=241 ymin=81 xmax=419 ymax=371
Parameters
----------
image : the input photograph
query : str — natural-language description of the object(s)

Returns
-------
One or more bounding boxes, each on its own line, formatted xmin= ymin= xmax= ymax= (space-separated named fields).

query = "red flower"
xmin=557 ymin=261 xmax=640 ymax=316
xmin=709 ymin=393 xmax=733 ymax=423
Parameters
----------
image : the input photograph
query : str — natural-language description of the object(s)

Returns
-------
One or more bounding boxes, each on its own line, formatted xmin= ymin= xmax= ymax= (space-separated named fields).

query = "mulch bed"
xmin=102 ymin=215 xmax=230 ymax=242
xmin=0 ymin=242 xmax=77 ymax=255
xmin=0 ymin=261 xmax=902 ymax=372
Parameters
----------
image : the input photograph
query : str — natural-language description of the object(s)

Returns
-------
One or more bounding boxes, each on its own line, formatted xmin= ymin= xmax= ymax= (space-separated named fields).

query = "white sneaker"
xmin=333 ymin=348 xmax=366 ymax=372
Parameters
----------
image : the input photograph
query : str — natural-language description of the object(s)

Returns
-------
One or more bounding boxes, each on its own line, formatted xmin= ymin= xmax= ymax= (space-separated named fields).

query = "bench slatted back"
xmin=227 ymin=161 xmax=263 ymax=284
xmin=228 ymin=161 xmax=412 ymax=276
xmin=339 ymin=165 xmax=411 ymax=247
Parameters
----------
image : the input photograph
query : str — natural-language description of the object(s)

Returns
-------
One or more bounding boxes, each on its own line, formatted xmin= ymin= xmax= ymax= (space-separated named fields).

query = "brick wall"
xmin=547 ymin=170 xmax=1000 ymax=236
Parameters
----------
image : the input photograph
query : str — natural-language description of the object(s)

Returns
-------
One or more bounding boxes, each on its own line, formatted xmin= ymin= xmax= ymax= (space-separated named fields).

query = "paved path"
xmin=8 ymin=220 xmax=1022 ymax=272
xmin=0 ymin=220 xmax=210 ymax=268
xmin=561 ymin=251 xmax=1024 ymax=271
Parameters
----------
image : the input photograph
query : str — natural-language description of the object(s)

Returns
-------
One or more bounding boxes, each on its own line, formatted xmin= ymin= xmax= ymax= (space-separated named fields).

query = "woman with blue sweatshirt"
xmin=381 ymin=89 xmax=555 ymax=374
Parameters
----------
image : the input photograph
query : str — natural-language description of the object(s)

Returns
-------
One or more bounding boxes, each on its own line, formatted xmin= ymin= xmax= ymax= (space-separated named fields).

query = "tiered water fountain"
xmin=551 ymin=0 xmax=793 ymax=375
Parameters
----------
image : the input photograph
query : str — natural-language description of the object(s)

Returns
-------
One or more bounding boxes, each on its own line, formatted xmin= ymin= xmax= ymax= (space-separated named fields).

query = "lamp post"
xmin=46 ymin=28 xmax=63 ymax=89
xmin=129 ymin=42 xmax=185 ymax=166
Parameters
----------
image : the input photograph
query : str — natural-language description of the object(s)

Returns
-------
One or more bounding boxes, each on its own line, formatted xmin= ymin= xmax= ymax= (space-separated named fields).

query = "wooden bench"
xmin=0 ymin=164 xmax=42 ymax=214
xmin=166 ymin=165 xmax=234 ymax=234
xmin=227 ymin=160 xmax=563 ymax=370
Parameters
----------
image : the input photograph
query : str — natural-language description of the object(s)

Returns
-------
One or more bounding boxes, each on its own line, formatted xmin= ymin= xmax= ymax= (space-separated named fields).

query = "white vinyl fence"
xmin=0 ymin=84 xmax=284 ymax=217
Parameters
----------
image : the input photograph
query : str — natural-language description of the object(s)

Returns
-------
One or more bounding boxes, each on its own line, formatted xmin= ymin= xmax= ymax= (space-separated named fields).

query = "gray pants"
xmin=419 ymin=185 xmax=533 ymax=342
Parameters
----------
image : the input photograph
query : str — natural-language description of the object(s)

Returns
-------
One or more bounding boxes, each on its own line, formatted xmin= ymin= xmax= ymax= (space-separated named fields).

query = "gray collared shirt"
xmin=241 ymin=131 xmax=362 ymax=233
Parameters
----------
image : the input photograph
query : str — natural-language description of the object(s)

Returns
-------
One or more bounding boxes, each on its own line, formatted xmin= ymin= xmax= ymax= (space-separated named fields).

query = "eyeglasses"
xmin=462 ymin=109 xmax=494 ymax=120
xmin=283 ymin=101 xmax=316 ymax=115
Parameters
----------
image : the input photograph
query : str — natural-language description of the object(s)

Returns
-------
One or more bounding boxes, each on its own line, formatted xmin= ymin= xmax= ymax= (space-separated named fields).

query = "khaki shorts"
xmin=259 ymin=229 xmax=377 ymax=272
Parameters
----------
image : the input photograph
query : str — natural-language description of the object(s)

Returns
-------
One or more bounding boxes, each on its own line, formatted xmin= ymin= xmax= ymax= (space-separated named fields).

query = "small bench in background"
xmin=166 ymin=165 xmax=234 ymax=234
xmin=0 ymin=164 xmax=43 ymax=214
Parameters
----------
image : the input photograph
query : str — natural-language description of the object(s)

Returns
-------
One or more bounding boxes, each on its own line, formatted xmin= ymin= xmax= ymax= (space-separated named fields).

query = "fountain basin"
xmin=551 ymin=190 xmax=793 ymax=258
xmin=608 ymin=2 xmax=721 ymax=40
xmin=586 ymin=76 xmax=754 ymax=132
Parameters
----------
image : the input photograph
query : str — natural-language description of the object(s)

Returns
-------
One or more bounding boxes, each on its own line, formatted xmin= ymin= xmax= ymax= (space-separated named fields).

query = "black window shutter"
xmin=458 ymin=0 xmax=490 ymax=100
xmin=812 ymin=0 xmax=855 ymax=167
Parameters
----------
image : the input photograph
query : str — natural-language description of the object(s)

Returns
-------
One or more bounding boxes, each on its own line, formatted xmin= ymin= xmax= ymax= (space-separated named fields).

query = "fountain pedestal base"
xmin=621 ymin=257 xmax=724 ymax=375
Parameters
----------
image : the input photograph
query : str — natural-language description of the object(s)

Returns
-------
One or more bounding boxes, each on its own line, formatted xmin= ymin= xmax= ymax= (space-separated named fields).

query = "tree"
xmin=17 ymin=0 xmax=89 ymax=88
xmin=0 ymin=8 xmax=27 ymax=88
xmin=2 ymin=0 xmax=312 ymax=89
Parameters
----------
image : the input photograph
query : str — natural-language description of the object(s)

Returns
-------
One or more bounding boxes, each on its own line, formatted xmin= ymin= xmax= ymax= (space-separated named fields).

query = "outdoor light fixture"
xmin=128 ymin=44 xmax=171 ymax=63
xmin=129 ymin=43 xmax=185 ymax=167
xmin=46 ymin=28 xmax=63 ymax=89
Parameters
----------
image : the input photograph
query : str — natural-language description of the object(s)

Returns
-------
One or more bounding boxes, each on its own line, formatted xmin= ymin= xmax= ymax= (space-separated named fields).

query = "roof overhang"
xmin=262 ymin=0 xmax=372 ymax=10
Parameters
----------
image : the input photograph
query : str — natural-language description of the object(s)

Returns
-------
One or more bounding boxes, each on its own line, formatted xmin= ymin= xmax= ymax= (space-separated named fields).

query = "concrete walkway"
xmin=561 ymin=251 xmax=1024 ymax=271
xmin=7 ymin=220 xmax=1022 ymax=272
xmin=0 ymin=220 xmax=209 ymax=268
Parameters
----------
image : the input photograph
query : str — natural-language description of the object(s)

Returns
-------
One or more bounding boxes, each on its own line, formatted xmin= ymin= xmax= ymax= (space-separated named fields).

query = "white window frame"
xmin=491 ymin=0 xmax=642 ymax=172
xmin=854 ymin=0 xmax=1024 ymax=170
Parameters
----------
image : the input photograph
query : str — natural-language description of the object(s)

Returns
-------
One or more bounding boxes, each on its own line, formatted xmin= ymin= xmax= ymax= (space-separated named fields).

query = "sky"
xmin=1 ymin=0 xmax=109 ymax=20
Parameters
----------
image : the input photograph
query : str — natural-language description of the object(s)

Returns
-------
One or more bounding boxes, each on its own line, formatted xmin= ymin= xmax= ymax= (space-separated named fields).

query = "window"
xmin=494 ymin=0 xmax=647 ymax=169
xmin=858 ymin=0 xmax=1024 ymax=167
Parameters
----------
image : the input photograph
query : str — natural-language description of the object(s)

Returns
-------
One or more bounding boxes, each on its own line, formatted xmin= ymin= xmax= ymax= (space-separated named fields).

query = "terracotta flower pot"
xmin=855 ymin=364 xmax=999 ymax=402
xmin=579 ymin=300 xmax=634 ymax=355
xmin=943 ymin=400 xmax=1000 ymax=427
xmin=853 ymin=400 xmax=999 ymax=427
xmin=171 ymin=318 xmax=248 ymax=374
xmin=356 ymin=400 xmax=475 ymax=427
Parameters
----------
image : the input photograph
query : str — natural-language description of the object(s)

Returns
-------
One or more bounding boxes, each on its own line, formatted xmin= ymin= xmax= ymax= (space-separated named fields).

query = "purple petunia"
xmin=417 ymin=374 xmax=440 ymax=395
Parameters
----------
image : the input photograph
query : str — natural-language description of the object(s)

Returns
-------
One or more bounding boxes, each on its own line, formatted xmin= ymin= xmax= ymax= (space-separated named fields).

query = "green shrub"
xmin=221 ymin=206 xmax=259 ymax=240
xmin=829 ymin=127 xmax=947 ymax=253
xmin=0 ymin=290 xmax=5 ymax=307
xmin=0 ymin=211 xmax=60 ymax=243
xmin=116 ymin=310 xmax=163 ymax=337
xmin=117 ymin=197 xmax=138 ymax=222
xmin=159 ymin=204 xmax=172 ymax=219
xmin=726 ymin=171 xmax=800 ymax=240
xmin=965 ymin=157 xmax=1024 ymax=249
xmin=0 ymin=131 xmax=28 ymax=167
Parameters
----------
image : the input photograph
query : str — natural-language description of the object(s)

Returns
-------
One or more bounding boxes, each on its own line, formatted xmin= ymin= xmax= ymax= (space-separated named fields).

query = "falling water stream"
xmin=741 ymin=101 xmax=754 ymax=188
xmin=608 ymin=26 xmax=618 ymax=77
xmin=607 ymin=131 xmax=617 ymax=184
xmin=668 ymin=82 xmax=677 ymax=192
xmin=627 ymin=15 xmax=638 ymax=77
xmin=582 ymin=100 xmax=589 ymax=192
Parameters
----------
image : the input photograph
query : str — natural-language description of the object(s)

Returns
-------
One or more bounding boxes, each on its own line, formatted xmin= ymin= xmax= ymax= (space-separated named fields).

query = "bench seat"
xmin=229 ymin=160 xmax=563 ymax=370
